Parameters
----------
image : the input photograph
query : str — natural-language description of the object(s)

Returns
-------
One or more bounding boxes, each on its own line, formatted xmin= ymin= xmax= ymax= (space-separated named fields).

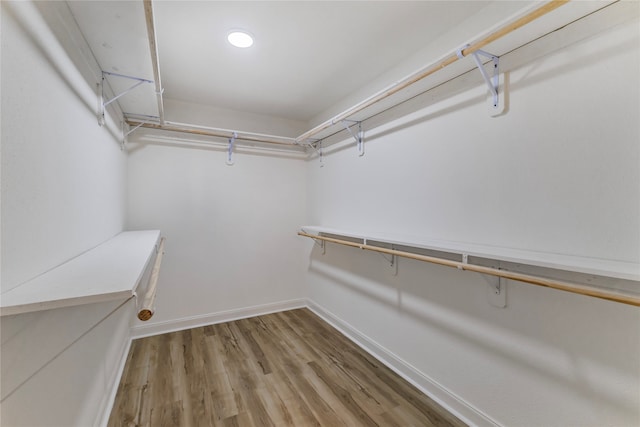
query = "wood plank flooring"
xmin=108 ymin=308 xmax=466 ymax=427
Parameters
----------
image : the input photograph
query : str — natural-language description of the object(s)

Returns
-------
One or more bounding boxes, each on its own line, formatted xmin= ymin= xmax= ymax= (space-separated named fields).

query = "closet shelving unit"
xmin=0 ymin=230 xmax=162 ymax=317
xmin=110 ymin=1 xmax=640 ymax=308
xmin=123 ymin=0 xmax=616 ymax=154
xmin=299 ymin=227 xmax=640 ymax=307
xmin=121 ymin=0 xmax=597 ymax=151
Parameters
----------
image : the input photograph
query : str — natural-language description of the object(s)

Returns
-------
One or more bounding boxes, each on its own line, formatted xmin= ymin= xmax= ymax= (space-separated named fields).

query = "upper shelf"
xmin=0 ymin=230 xmax=161 ymax=317
xmin=123 ymin=1 xmax=626 ymax=151
xmin=301 ymin=226 xmax=640 ymax=282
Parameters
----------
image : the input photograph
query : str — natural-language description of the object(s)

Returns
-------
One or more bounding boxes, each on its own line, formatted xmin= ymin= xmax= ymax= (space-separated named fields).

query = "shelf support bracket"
xmin=341 ymin=120 xmax=364 ymax=157
xmin=377 ymin=248 xmax=398 ymax=276
xmin=317 ymin=239 xmax=326 ymax=255
xmin=98 ymin=71 xmax=154 ymax=127
xmin=226 ymin=132 xmax=237 ymax=166
xmin=125 ymin=120 xmax=148 ymax=137
xmin=305 ymin=139 xmax=324 ymax=167
xmin=457 ymin=46 xmax=500 ymax=109
xmin=121 ymin=121 xmax=128 ymax=151
xmin=122 ymin=117 xmax=156 ymax=150
xmin=301 ymin=230 xmax=326 ymax=254
xmin=459 ymin=253 xmax=506 ymax=307
xmin=487 ymin=273 xmax=507 ymax=308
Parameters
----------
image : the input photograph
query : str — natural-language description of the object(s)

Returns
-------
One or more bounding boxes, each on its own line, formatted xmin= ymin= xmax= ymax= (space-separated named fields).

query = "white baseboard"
xmin=130 ymin=298 xmax=307 ymax=339
xmin=97 ymin=337 xmax=133 ymax=427
xmin=306 ymin=300 xmax=500 ymax=427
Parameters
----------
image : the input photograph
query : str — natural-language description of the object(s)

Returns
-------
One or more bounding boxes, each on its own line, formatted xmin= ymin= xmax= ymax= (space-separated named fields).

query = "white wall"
xmin=164 ymin=98 xmax=308 ymax=138
xmin=2 ymin=1 xmax=638 ymax=426
xmin=1 ymin=2 xmax=129 ymax=425
xmin=305 ymin=9 xmax=640 ymax=427
xmin=126 ymin=140 xmax=308 ymax=335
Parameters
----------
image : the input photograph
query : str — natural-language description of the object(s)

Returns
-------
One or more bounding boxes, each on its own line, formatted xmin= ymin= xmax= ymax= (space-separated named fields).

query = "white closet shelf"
xmin=300 ymin=226 xmax=640 ymax=282
xmin=0 ymin=230 xmax=161 ymax=317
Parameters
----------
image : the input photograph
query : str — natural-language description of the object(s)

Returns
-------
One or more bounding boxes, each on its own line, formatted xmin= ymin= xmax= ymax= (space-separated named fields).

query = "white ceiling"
xmin=67 ymin=1 xmax=492 ymax=124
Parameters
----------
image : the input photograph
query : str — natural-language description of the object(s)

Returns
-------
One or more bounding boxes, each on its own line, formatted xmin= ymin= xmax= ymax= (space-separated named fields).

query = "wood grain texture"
xmin=108 ymin=308 xmax=466 ymax=427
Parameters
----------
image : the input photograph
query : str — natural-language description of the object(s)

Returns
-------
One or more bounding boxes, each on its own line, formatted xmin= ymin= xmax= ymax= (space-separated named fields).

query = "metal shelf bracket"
xmin=341 ymin=120 xmax=364 ymax=157
xmin=226 ymin=132 xmax=237 ymax=166
xmin=301 ymin=229 xmax=326 ymax=254
xmin=378 ymin=248 xmax=398 ymax=276
xmin=98 ymin=71 xmax=154 ymax=126
xmin=487 ymin=269 xmax=507 ymax=308
xmin=304 ymin=139 xmax=324 ymax=167
xmin=457 ymin=45 xmax=500 ymax=110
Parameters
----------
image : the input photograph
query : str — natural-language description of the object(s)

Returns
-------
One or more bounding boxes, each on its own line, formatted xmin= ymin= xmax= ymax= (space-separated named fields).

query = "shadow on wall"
xmin=4 ymin=1 xmax=124 ymax=146
xmin=306 ymin=243 xmax=639 ymax=419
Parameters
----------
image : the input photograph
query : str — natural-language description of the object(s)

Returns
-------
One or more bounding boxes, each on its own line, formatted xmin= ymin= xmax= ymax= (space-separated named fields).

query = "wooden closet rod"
xmin=125 ymin=119 xmax=299 ymax=146
xmin=138 ymin=237 xmax=166 ymax=321
xmin=296 ymin=0 xmax=569 ymax=143
xmin=143 ymin=0 xmax=165 ymax=125
xmin=298 ymin=232 xmax=640 ymax=307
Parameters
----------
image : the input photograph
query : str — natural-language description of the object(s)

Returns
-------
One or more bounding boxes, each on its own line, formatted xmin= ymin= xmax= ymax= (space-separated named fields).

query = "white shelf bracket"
xmin=98 ymin=71 xmax=154 ymax=127
xmin=121 ymin=121 xmax=128 ymax=150
xmin=226 ymin=132 xmax=237 ymax=166
xmin=305 ymin=139 xmax=324 ymax=167
xmin=457 ymin=45 xmax=501 ymax=111
xmin=301 ymin=230 xmax=326 ymax=254
xmin=458 ymin=253 xmax=469 ymax=270
xmin=125 ymin=120 xmax=149 ymax=137
xmin=122 ymin=117 xmax=156 ymax=150
xmin=459 ymin=252 xmax=506 ymax=307
xmin=341 ymin=120 xmax=364 ymax=157
xmin=318 ymin=239 xmax=326 ymax=255
xmin=378 ymin=248 xmax=398 ymax=276
xmin=487 ymin=271 xmax=507 ymax=308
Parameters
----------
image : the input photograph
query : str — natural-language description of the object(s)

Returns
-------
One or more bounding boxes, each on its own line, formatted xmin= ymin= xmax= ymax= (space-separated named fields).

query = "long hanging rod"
xmin=295 ymin=0 xmax=569 ymax=143
xmin=131 ymin=1 xmax=569 ymax=148
xmin=298 ymin=232 xmax=640 ymax=307
xmin=143 ymin=0 xmax=165 ymax=125
xmin=125 ymin=119 xmax=298 ymax=146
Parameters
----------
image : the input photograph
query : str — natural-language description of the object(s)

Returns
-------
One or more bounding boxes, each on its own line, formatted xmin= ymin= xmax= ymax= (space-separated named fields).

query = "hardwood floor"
xmin=108 ymin=308 xmax=466 ymax=427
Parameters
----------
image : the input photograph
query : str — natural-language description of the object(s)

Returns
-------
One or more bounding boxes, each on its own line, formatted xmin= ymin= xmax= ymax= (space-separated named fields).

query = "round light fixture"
xmin=227 ymin=30 xmax=254 ymax=48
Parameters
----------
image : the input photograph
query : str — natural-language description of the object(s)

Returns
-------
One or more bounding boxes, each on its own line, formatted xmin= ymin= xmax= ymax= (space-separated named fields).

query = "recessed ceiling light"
xmin=227 ymin=30 xmax=254 ymax=48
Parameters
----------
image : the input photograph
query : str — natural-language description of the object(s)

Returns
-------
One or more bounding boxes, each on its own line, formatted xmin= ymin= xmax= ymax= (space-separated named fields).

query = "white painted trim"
xmin=130 ymin=298 xmax=307 ymax=339
xmin=96 ymin=337 xmax=133 ymax=427
xmin=306 ymin=299 xmax=501 ymax=427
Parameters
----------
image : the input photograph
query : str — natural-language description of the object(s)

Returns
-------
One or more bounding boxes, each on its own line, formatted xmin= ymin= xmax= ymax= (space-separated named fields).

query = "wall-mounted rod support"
xmin=341 ymin=120 xmax=364 ymax=157
xmin=341 ymin=120 xmax=364 ymax=156
xmin=137 ymin=237 xmax=166 ymax=321
xmin=301 ymin=139 xmax=324 ymax=167
xmin=98 ymin=72 xmax=153 ymax=127
xmin=104 ymin=80 xmax=147 ymax=108
xmin=226 ymin=132 xmax=237 ymax=165
xmin=298 ymin=231 xmax=640 ymax=307
xmin=301 ymin=228 xmax=327 ymax=254
xmin=121 ymin=121 xmax=128 ymax=150
xmin=102 ymin=70 xmax=153 ymax=83
xmin=125 ymin=120 xmax=148 ymax=137
xmin=457 ymin=46 xmax=500 ymax=108
xmin=295 ymin=1 xmax=568 ymax=142
xmin=313 ymin=140 xmax=324 ymax=167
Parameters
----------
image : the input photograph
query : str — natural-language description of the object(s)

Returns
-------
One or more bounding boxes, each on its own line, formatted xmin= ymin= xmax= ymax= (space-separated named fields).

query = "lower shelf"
xmin=0 ymin=230 xmax=161 ymax=317
xmin=299 ymin=226 xmax=640 ymax=307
